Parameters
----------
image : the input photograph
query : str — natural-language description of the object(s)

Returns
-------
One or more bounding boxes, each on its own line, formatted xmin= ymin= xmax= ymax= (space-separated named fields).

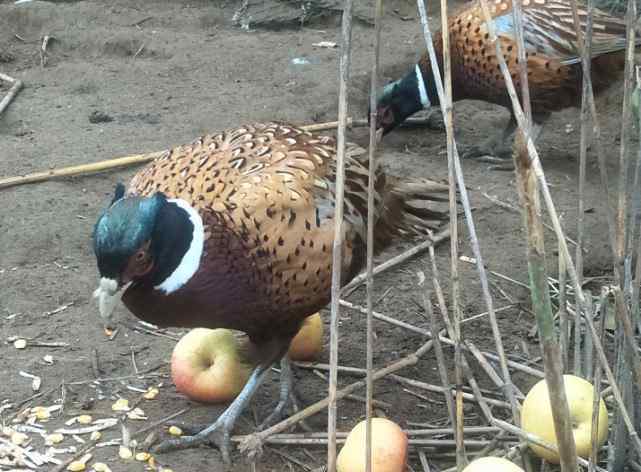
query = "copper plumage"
xmin=92 ymin=122 xmax=451 ymax=464
xmin=375 ymin=0 xmax=636 ymax=158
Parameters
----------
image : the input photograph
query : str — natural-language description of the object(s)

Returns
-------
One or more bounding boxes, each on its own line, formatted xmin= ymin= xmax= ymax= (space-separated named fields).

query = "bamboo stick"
xmin=0 ymin=119 xmax=366 ymax=191
xmin=326 ymin=0 xmax=355 ymax=468
xmin=418 ymin=273 xmax=457 ymax=432
xmin=512 ymin=129 xmax=578 ymax=472
xmin=0 ymin=72 xmax=23 ymax=116
xmin=416 ymin=0 xmax=522 ymax=432
xmin=474 ymin=0 xmax=641 ymax=456
xmin=341 ymin=228 xmax=451 ymax=295
xmin=588 ymin=289 xmax=607 ymax=472
xmin=238 ymin=340 xmax=434 ymax=456
xmin=364 ymin=0 xmax=384 ymax=469
xmin=434 ymin=0 xmax=465 ymax=466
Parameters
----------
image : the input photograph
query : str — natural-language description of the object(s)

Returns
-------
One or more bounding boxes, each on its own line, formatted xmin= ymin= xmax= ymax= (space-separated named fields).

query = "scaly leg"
xmin=153 ymin=363 xmax=271 ymax=465
xmin=258 ymin=356 xmax=293 ymax=430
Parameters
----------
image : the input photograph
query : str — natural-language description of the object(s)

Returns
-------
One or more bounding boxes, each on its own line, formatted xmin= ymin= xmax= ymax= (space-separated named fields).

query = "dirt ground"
xmin=0 ymin=0 xmax=628 ymax=471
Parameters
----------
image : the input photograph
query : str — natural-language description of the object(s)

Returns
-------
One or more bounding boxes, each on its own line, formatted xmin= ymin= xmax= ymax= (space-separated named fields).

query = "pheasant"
xmin=92 ymin=122 xmax=451 ymax=465
xmin=375 ymin=0 xmax=637 ymax=159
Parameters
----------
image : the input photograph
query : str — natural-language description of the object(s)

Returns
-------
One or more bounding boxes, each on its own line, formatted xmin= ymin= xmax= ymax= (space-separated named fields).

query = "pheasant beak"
xmin=92 ymin=277 xmax=131 ymax=335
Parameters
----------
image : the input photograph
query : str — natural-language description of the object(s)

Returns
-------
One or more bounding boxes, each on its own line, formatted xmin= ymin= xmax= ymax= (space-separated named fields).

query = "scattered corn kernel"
xmin=148 ymin=456 xmax=157 ymax=468
xmin=77 ymin=415 xmax=93 ymax=425
xmin=168 ymin=426 xmax=182 ymax=436
xmin=104 ymin=328 xmax=114 ymax=337
xmin=14 ymin=339 xmax=27 ymax=349
xmin=45 ymin=433 xmax=64 ymax=445
xmin=32 ymin=406 xmax=51 ymax=420
xmin=127 ymin=408 xmax=146 ymax=420
xmin=67 ymin=461 xmax=86 ymax=471
xmin=118 ymin=446 xmax=133 ymax=459
xmin=92 ymin=463 xmax=111 ymax=472
xmin=135 ymin=452 xmax=151 ymax=461
xmin=90 ymin=431 xmax=101 ymax=441
xmin=43 ymin=354 xmax=54 ymax=364
xmin=160 ymin=468 xmax=174 ymax=472
xmin=111 ymin=399 xmax=130 ymax=412
xmin=143 ymin=387 xmax=159 ymax=400
xmin=11 ymin=432 xmax=28 ymax=445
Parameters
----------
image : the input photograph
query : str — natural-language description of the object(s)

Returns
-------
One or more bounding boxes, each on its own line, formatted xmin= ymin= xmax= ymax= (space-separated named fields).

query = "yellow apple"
xmin=521 ymin=374 xmax=608 ymax=463
xmin=288 ymin=312 xmax=324 ymax=361
xmin=337 ymin=418 xmax=408 ymax=472
xmin=463 ymin=457 xmax=524 ymax=472
xmin=171 ymin=328 xmax=251 ymax=403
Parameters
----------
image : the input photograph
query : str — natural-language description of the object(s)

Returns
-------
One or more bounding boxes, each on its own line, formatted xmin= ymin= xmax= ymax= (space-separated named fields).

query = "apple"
xmin=171 ymin=328 xmax=252 ymax=403
xmin=288 ymin=312 xmax=324 ymax=361
xmin=337 ymin=418 xmax=408 ymax=472
xmin=462 ymin=457 xmax=524 ymax=472
xmin=521 ymin=374 xmax=608 ymax=463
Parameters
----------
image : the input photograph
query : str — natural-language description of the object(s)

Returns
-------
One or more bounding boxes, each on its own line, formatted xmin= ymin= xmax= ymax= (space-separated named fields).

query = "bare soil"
xmin=0 ymin=1 xmax=626 ymax=471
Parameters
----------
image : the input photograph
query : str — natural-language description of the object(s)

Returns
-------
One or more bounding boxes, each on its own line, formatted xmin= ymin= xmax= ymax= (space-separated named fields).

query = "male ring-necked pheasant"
xmin=375 ymin=0 xmax=638 ymax=159
xmin=92 ymin=122 xmax=451 ymax=465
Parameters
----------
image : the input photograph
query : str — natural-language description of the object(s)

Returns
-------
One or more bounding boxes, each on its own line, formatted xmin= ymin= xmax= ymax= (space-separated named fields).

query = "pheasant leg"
xmin=258 ymin=356 xmax=293 ymax=430
xmin=153 ymin=363 xmax=271 ymax=465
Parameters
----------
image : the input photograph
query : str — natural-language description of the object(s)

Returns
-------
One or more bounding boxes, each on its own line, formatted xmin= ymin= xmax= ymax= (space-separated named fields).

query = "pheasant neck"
xmin=150 ymin=199 xmax=204 ymax=294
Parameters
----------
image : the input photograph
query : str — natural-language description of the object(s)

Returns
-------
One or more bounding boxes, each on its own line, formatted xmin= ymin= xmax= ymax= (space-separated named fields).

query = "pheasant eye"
xmin=135 ymin=251 xmax=146 ymax=262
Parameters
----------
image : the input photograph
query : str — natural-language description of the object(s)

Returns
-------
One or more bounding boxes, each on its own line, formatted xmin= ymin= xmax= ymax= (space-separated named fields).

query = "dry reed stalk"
xmin=435 ymin=0 xmax=466 ymax=466
xmin=0 ymin=120 xmax=365 ymax=191
xmin=341 ymin=228 xmax=451 ymax=295
xmin=616 ymin=0 xmax=637 ymax=275
xmin=588 ymin=289 xmax=608 ymax=472
xmin=575 ymin=0 xmax=593 ymax=289
xmin=326 ymin=0 xmax=355 ymax=467
xmin=630 ymin=69 xmax=641 ymax=331
xmin=558 ymin=238 xmax=569 ymax=373
xmin=243 ymin=426 xmax=500 ymax=441
xmin=416 ymin=0 xmax=522 ymax=434
xmin=512 ymin=130 xmax=578 ymax=471
xmin=492 ymin=419 xmax=608 ymax=472
xmin=239 ymin=340 xmax=434 ymax=456
xmin=474 ymin=0 xmax=641 ymax=457
xmin=418 ymin=273 xmax=457 ymax=432
xmin=342 ymin=298 xmax=545 ymax=379
xmin=511 ymin=0 xmax=531 ymax=124
xmin=364 ymin=0 xmax=385 ymax=469
xmin=390 ymin=374 xmax=511 ymax=411
xmin=0 ymin=72 xmax=22 ymax=116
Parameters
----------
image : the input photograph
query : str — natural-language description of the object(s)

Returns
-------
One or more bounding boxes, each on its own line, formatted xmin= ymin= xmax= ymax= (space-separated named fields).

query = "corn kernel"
xmin=135 ymin=452 xmax=150 ymax=461
xmin=111 ymin=399 xmax=130 ymax=412
xmin=143 ymin=387 xmax=159 ymax=400
xmin=14 ymin=339 xmax=27 ymax=349
xmin=45 ymin=433 xmax=64 ymax=445
xmin=92 ymin=463 xmax=111 ymax=472
xmin=77 ymin=415 xmax=92 ymax=424
xmin=67 ymin=461 xmax=86 ymax=471
xmin=168 ymin=426 xmax=182 ymax=436
xmin=118 ymin=446 xmax=133 ymax=459
xmin=90 ymin=431 xmax=101 ymax=441
xmin=11 ymin=432 xmax=28 ymax=445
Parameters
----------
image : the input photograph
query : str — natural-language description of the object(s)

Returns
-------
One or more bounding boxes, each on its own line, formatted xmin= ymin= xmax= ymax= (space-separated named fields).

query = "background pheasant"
xmin=375 ymin=0 xmax=638 ymax=159
xmin=92 ymin=122 xmax=452 ymax=464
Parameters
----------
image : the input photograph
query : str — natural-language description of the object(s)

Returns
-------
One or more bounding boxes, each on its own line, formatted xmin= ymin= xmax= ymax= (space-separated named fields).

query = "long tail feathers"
xmin=377 ymin=177 xmax=456 ymax=246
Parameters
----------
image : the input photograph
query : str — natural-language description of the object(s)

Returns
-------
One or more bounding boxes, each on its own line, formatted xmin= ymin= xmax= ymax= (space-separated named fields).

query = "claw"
xmin=153 ymin=420 xmax=233 ymax=465
xmin=153 ymin=362 xmax=273 ymax=465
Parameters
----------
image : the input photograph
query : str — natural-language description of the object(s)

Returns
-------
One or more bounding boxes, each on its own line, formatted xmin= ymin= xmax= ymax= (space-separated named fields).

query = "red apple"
xmin=337 ymin=418 xmax=408 ymax=472
xmin=171 ymin=328 xmax=251 ymax=403
xmin=288 ymin=312 xmax=324 ymax=361
xmin=463 ymin=457 xmax=524 ymax=472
